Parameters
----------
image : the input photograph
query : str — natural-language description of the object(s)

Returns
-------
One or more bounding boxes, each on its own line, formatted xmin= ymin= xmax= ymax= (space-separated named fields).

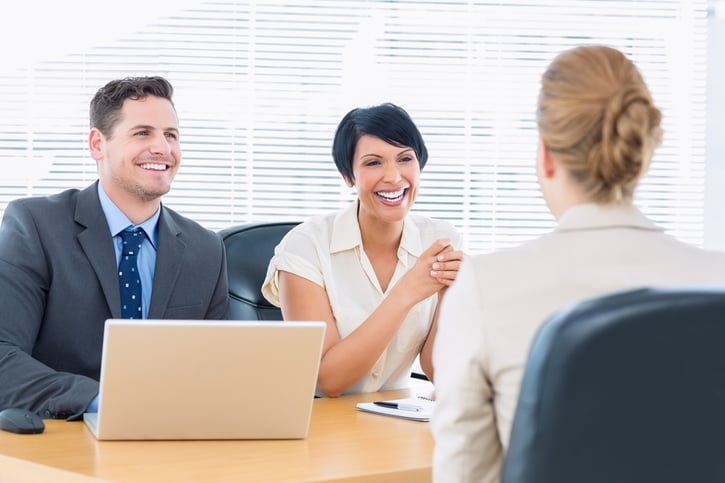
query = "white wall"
xmin=705 ymin=1 xmax=725 ymax=250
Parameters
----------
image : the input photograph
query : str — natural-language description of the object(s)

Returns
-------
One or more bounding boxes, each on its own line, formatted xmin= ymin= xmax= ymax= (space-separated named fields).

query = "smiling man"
xmin=0 ymin=76 xmax=230 ymax=420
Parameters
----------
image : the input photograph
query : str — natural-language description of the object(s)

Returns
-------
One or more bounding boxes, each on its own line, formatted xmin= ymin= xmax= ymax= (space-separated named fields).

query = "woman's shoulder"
xmin=407 ymin=213 xmax=461 ymax=243
xmin=287 ymin=210 xmax=336 ymax=236
xmin=277 ymin=209 xmax=342 ymax=253
xmin=408 ymin=212 xmax=457 ymax=228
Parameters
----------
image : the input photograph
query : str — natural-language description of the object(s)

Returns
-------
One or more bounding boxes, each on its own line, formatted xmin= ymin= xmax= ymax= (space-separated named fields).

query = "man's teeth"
xmin=140 ymin=163 xmax=167 ymax=171
xmin=377 ymin=189 xmax=405 ymax=200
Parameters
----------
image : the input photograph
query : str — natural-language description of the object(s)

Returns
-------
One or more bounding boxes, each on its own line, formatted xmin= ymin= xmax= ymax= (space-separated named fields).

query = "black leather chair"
xmin=502 ymin=286 xmax=725 ymax=483
xmin=218 ymin=221 xmax=299 ymax=321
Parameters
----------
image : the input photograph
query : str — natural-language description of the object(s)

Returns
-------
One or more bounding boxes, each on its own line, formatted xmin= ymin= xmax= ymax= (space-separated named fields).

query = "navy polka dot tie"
xmin=118 ymin=229 xmax=145 ymax=319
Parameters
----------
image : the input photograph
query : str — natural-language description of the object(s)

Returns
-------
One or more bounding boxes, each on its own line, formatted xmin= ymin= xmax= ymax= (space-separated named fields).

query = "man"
xmin=0 ymin=76 xmax=230 ymax=420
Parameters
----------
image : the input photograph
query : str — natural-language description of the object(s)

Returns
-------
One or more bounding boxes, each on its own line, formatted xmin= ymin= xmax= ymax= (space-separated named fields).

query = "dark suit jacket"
xmin=0 ymin=182 xmax=230 ymax=419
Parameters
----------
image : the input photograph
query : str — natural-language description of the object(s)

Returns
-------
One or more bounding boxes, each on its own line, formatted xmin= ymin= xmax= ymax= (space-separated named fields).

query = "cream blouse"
xmin=262 ymin=200 xmax=461 ymax=395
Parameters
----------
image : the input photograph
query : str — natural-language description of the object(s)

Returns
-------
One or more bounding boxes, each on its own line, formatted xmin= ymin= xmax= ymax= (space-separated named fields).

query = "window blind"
xmin=0 ymin=0 xmax=708 ymax=254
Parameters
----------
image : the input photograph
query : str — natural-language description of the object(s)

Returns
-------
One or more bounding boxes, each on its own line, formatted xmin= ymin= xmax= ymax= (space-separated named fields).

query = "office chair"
xmin=218 ymin=221 xmax=299 ymax=320
xmin=501 ymin=286 xmax=725 ymax=483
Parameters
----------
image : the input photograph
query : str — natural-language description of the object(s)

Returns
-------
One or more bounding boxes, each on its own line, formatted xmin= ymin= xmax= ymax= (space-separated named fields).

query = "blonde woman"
xmin=431 ymin=45 xmax=725 ymax=483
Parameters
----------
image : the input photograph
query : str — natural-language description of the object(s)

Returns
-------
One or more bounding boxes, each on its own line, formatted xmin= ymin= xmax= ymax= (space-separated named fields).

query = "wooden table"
xmin=0 ymin=383 xmax=434 ymax=482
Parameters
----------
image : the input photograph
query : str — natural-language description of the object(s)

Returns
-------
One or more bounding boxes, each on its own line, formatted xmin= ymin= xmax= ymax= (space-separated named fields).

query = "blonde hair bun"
xmin=538 ymin=45 xmax=663 ymax=202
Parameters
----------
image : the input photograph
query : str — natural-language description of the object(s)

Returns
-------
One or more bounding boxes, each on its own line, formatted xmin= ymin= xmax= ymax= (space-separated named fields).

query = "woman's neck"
xmin=357 ymin=210 xmax=403 ymax=255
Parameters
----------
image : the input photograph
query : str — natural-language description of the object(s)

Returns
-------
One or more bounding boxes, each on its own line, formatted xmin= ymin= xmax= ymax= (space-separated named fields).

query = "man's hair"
xmin=90 ymin=76 xmax=175 ymax=136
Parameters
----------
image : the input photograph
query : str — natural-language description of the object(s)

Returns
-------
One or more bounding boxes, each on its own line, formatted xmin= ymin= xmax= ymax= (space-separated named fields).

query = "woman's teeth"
xmin=376 ymin=188 xmax=406 ymax=201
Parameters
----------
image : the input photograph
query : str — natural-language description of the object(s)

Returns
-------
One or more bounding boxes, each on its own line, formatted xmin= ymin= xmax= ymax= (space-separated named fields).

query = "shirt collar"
xmin=329 ymin=201 xmax=361 ymax=253
xmin=328 ymin=199 xmax=424 ymax=257
xmin=97 ymin=182 xmax=160 ymax=249
xmin=556 ymin=202 xmax=663 ymax=234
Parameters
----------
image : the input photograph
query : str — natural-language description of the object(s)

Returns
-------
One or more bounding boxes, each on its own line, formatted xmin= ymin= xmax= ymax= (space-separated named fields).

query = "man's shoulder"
xmin=160 ymin=205 xmax=219 ymax=243
xmin=8 ymin=187 xmax=86 ymax=215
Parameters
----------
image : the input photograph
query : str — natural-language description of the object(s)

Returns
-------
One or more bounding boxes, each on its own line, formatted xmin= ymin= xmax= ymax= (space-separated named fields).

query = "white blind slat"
xmin=0 ymin=0 xmax=708 ymax=253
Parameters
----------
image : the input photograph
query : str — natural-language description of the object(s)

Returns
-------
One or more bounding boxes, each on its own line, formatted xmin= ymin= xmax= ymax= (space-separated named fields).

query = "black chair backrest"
xmin=218 ymin=221 xmax=299 ymax=321
xmin=502 ymin=286 xmax=725 ymax=483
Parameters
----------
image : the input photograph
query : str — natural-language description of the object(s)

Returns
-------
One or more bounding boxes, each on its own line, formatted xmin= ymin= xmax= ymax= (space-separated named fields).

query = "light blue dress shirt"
xmin=97 ymin=183 xmax=160 ymax=319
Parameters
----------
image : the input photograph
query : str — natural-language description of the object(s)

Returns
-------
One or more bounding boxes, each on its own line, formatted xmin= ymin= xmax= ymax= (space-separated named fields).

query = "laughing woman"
xmin=262 ymin=103 xmax=463 ymax=397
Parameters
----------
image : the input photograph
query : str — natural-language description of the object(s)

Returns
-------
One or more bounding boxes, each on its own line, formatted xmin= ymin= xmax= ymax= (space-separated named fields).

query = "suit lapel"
xmin=74 ymin=182 xmax=121 ymax=318
xmin=149 ymin=208 xmax=184 ymax=318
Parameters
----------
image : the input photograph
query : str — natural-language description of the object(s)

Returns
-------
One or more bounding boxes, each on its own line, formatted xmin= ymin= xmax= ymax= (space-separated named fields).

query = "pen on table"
xmin=373 ymin=401 xmax=423 ymax=412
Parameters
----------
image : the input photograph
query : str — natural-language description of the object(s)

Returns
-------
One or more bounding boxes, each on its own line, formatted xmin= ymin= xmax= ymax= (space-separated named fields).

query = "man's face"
xmin=91 ymin=95 xmax=180 ymax=206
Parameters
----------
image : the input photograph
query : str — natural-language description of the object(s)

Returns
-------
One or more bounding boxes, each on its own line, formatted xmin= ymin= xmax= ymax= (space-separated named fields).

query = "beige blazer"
xmin=431 ymin=203 xmax=725 ymax=483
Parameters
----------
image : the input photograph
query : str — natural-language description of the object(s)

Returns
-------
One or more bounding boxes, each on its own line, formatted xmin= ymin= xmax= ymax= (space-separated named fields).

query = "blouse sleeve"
xmin=261 ymin=225 xmax=326 ymax=307
xmin=447 ymin=223 xmax=463 ymax=251
xmin=430 ymin=217 xmax=464 ymax=251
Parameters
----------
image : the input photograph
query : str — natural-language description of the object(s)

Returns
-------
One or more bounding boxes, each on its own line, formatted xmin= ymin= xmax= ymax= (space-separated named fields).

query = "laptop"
xmin=83 ymin=319 xmax=325 ymax=440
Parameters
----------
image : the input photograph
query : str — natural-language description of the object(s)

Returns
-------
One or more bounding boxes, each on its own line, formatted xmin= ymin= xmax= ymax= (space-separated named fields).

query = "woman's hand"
xmin=396 ymin=239 xmax=464 ymax=304
xmin=429 ymin=240 xmax=464 ymax=289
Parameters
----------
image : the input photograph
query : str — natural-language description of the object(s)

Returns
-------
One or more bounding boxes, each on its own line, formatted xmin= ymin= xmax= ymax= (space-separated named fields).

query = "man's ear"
xmin=538 ymin=137 xmax=556 ymax=179
xmin=88 ymin=128 xmax=104 ymax=161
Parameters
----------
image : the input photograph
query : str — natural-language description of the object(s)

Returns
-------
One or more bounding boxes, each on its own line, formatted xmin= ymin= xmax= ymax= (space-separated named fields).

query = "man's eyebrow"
xmin=127 ymin=124 xmax=179 ymax=134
